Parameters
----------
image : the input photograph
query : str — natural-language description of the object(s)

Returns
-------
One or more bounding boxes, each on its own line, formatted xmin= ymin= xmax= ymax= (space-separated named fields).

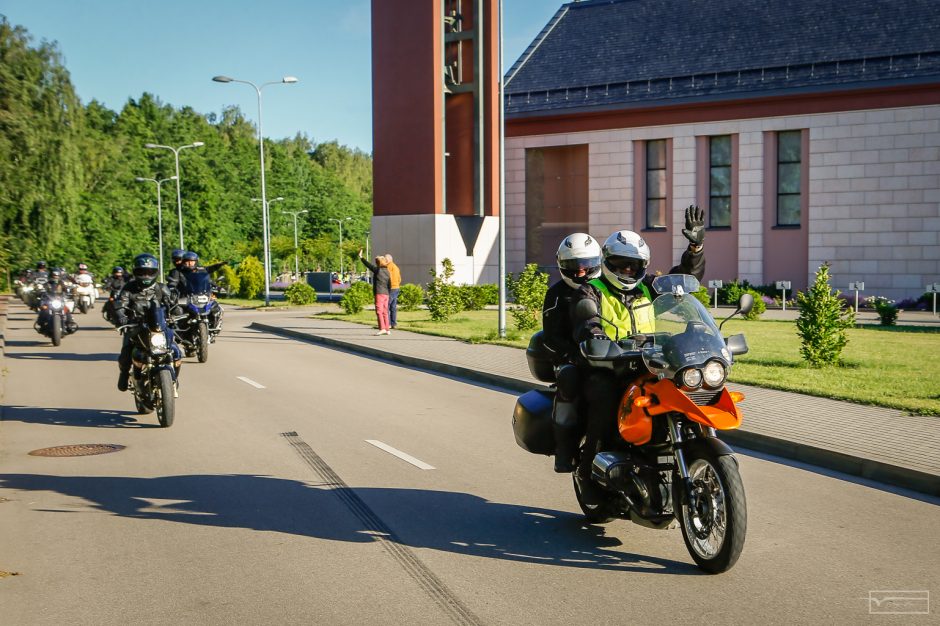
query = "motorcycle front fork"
xmin=667 ymin=416 xmax=697 ymax=506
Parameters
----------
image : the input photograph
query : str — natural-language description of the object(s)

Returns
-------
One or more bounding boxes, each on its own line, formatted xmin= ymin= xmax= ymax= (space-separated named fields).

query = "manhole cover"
xmin=28 ymin=444 xmax=126 ymax=457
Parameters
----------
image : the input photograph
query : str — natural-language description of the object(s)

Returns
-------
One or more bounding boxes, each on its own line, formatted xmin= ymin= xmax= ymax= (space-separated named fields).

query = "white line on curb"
xmin=237 ymin=376 xmax=266 ymax=389
xmin=365 ymin=440 xmax=436 ymax=470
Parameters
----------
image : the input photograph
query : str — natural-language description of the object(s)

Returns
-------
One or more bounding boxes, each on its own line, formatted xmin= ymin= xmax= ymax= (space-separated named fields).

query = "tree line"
xmin=0 ymin=17 xmax=372 ymax=285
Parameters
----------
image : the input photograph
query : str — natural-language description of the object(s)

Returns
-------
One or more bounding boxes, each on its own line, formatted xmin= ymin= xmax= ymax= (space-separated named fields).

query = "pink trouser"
xmin=375 ymin=293 xmax=390 ymax=330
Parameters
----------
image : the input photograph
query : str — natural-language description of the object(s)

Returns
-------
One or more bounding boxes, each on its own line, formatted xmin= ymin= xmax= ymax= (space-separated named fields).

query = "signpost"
xmin=708 ymin=280 xmax=723 ymax=310
xmin=927 ymin=283 xmax=940 ymax=316
xmin=848 ymin=281 xmax=865 ymax=314
xmin=776 ymin=281 xmax=791 ymax=311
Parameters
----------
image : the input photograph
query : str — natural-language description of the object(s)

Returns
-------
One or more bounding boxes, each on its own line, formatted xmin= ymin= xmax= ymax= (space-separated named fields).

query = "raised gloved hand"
xmin=682 ymin=205 xmax=705 ymax=247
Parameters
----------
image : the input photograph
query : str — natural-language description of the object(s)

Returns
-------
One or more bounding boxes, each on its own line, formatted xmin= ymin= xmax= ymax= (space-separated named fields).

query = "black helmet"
xmin=112 ymin=266 xmax=124 ymax=275
xmin=181 ymin=251 xmax=199 ymax=271
xmin=50 ymin=268 xmax=63 ymax=281
xmin=171 ymin=249 xmax=185 ymax=264
xmin=133 ymin=253 xmax=160 ymax=287
xmin=36 ymin=260 xmax=47 ymax=270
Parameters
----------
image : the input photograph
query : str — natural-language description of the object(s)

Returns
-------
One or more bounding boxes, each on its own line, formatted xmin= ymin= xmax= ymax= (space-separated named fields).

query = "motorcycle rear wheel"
xmin=674 ymin=450 xmax=746 ymax=573
xmin=572 ymin=472 xmax=617 ymax=524
xmin=197 ymin=323 xmax=209 ymax=363
xmin=51 ymin=315 xmax=62 ymax=346
xmin=155 ymin=369 xmax=175 ymax=428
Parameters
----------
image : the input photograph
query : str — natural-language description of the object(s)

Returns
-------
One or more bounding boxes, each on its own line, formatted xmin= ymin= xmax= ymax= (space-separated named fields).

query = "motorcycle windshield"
xmin=642 ymin=293 xmax=730 ymax=378
xmin=183 ymin=272 xmax=212 ymax=295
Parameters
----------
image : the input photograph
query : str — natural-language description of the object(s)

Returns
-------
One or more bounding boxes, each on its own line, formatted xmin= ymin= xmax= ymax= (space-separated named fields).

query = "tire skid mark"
xmin=281 ymin=431 xmax=482 ymax=626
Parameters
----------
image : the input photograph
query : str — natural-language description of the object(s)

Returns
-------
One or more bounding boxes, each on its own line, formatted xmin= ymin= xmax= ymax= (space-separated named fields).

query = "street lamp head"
xmin=282 ymin=76 xmax=299 ymax=84
xmin=144 ymin=143 xmax=158 ymax=149
xmin=192 ymin=141 xmax=205 ymax=148
xmin=135 ymin=177 xmax=149 ymax=182
xmin=300 ymin=210 xmax=309 ymax=215
xmin=169 ymin=175 xmax=178 ymax=180
xmin=273 ymin=196 xmax=285 ymax=202
xmin=212 ymin=75 xmax=233 ymax=83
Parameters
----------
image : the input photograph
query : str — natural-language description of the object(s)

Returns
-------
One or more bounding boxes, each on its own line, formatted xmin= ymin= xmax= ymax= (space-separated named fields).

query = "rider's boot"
xmin=117 ymin=369 xmax=130 ymax=392
xmin=552 ymin=400 xmax=579 ymax=473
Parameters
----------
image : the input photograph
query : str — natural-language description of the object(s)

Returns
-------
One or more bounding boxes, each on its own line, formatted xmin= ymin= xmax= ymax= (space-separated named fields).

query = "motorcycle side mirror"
xmin=719 ymin=293 xmax=755 ymax=331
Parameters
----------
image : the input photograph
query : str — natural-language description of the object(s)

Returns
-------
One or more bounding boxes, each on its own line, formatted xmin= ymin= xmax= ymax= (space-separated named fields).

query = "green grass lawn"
xmin=316 ymin=307 xmax=940 ymax=416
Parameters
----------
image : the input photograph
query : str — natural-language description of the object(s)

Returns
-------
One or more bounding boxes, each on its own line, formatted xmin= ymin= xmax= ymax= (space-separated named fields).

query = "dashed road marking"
xmin=236 ymin=376 xmax=265 ymax=389
xmin=365 ymin=440 xmax=436 ymax=470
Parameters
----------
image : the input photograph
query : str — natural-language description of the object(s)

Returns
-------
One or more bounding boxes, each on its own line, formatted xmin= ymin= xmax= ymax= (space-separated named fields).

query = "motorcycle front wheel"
xmin=78 ymin=300 xmax=88 ymax=314
xmin=196 ymin=322 xmax=209 ymax=363
xmin=51 ymin=315 xmax=62 ymax=346
xmin=674 ymin=449 xmax=747 ymax=573
xmin=155 ymin=369 xmax=175 ymax=428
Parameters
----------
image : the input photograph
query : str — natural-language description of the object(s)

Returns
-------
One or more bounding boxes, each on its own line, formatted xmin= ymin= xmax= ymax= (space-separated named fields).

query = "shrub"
xmin=691 ymin=287 xmax=711 ymax=307
xmin=284 ymin=282 xmax=317 ymax=305
xmin=742 ymin=289 xmax=767 ymax=320
xmin=398 ymin=283 xmax=424 ymax=311
xmin=217 ymin=265 xmax=240 ymax=298
xmin=507 ymin=263 xmax=549 ymax=331
xmin=340 ymin=281 xmax=373 ymax=314
xmin=426 ymin=258 xmax=462 ymax=322
xmin=796 ymin=263 xmax=855 ymax=367
xmin=237 ymin=256 xmax=265 ymax=299
xmin=457 ymin=283 xmax=498 ymax=310
xmin=865 ymin=295 xmax=900 ymax=326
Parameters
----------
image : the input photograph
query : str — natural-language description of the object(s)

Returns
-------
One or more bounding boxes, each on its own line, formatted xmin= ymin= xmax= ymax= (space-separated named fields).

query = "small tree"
xmin=340 ymin=281 xmax=373 ymax=314
xmin=507 ymin=263 xmax=549 ymax=331
xmin=216 ymin=264 xmax=240 ymax=298
xmin=865 ymin=296 xmax=900 ymax=326
xmin=237 ymin=256 xmax=265 ymax=299
xmin=284 ymin=282 xmax=317 ymax=305
xmin=426 ymin=258 xmax=462 ymax=322
xmin=398 ymin=283 xmax=424 ymax=311
xmin=796 ymin=263 xmax=855 ymax=367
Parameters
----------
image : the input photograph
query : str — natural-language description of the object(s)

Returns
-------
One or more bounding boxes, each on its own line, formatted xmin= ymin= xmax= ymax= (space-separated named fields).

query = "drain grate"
xmin=29 ymin=444 xmax=126 ymax=457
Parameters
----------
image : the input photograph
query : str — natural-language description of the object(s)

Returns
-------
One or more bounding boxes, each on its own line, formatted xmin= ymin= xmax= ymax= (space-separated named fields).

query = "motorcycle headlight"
xmin=50 ymin=299 xmax=63 ymax=310
xmin=149 ymin=332 xmax=167 ymax=350
xmin=681 ymin=368 xmax=703 ymax=389
xmin=703 ymin=361 xmax=727 ymax=388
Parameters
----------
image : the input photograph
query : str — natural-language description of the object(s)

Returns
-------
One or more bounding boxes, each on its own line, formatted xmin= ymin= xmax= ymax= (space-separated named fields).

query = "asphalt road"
xmin=1 ymin=301 xmax=937 ymax=625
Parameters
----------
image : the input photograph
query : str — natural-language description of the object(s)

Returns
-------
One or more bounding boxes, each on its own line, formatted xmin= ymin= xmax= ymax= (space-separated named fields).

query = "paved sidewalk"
xmin=250 ymin=315 xmax=940 ymax=497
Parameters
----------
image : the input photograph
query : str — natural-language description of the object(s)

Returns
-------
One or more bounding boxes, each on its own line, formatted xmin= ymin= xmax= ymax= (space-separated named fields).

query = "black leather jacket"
xmin=114 ymin=279 xmax=176 ymax=327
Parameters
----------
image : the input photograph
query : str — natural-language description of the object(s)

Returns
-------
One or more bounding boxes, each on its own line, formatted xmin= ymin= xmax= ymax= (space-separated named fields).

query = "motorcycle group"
xmin=513 ymin=206 xmax=754 ymax=573
xmin=14 ymin=249 xmax=226 ymax=428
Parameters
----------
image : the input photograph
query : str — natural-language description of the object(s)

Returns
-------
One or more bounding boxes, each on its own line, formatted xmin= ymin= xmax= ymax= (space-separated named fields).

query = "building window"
xmin=708 ymin=135 xmax=732 ymax=228
xmin=777 ymin=130 xmax=801 ymax=226
xmin=646 ymin=139 xmax=667 ymax=228
xmin=525 ymin=145 xmax=589 ymax=272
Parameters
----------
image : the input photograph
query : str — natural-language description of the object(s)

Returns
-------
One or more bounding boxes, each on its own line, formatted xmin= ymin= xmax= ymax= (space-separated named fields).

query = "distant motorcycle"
xmin=119 ymin=300 xmax=180 ymax=427
xmin=174 ymin=272 xmax=218 ymax=363
xmin=34 ymin=291 xmax=77 ymax=346
xmin=72 ymin=275 xmax=98 ymax=314
xmin=513 ymin=275 xmax=754 ymax=573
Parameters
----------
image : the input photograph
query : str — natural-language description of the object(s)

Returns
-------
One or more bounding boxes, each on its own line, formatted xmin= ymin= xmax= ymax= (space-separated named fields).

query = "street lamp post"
xmin=213 ymin=74 xmax=298 ymax=306
xmin=135 ymin=175 xmax=178 ymax=282
xmin=281 ymin=209 xmax=308 ymax=281
xmin=329 ymin=217 xmax=352 ymax=280
xmin=143 ymin=142 xmax=204 ymax=249
xmin=251 ymin=196 xmax=284 ymax=292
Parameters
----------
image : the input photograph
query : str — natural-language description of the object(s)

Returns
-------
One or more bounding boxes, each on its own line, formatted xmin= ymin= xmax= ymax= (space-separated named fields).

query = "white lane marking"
xmin=365 ymin=440 xmax=436 ymax=470
xmin=237 ymin=376 xmax=266 ymax=389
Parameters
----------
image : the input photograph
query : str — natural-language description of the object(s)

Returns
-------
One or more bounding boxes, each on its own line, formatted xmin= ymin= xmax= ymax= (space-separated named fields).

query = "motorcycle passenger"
xmin=179 ymin=251 xmax=225 ymax=332
xmin=114 ymin=254 xmax=180 ymax=392
xmin=43 ymin=268 xmax=79 ymax=333
xmin=572 ymin=206 xmax=707 ymax=493
xmin=542 ymin=233 xmax=602 ymax=472
xmin=165 ymin=249 xmax=186 ymax=295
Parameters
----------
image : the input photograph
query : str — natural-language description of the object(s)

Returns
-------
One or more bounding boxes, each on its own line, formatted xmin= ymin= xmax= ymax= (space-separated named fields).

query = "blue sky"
xmin=1 ymin=0 xmax=565 ymax=153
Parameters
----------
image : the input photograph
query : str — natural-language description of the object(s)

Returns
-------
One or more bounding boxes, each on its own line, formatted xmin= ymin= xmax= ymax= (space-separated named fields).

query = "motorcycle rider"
xmin=104 ymin=266 xmax=126 ymax=294
xmin=42 ymin=267 xmax=79 ymax=333
xmin=178 ymin=251 xmax=225 ymax=332
xmin=72 ymin=262 xmax=98 ymax=300
xmin=571 ymin=206 xmax=707 ymax=492
xmin=114 ymin=253 xmax=180 ymax=392
xmin=165 ymin=249 xmax=187 ymax=294
xmin=541 ymin=233 xmax=603 ymax=472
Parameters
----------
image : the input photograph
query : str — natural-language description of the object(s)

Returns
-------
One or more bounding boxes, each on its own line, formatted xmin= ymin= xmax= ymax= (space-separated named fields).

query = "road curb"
xmin=251 ymin=321 xmax=939 ymax=498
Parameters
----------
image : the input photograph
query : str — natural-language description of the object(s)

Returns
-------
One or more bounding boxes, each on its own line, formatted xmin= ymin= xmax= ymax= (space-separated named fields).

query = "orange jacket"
xmin=388 ymin=261 xmax=401 ymax=289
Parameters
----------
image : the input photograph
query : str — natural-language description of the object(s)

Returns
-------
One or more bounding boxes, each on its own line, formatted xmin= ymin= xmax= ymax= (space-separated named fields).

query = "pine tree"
xmin=795 ymin=263 xmax=855 ymax=367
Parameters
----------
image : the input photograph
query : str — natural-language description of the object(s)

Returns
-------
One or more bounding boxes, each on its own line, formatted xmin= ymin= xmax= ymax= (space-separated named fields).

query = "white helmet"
xmin=601 ymin=230 xmax=650 ymax=291
xmin=556 ymin=233 xmax=602 ymax=289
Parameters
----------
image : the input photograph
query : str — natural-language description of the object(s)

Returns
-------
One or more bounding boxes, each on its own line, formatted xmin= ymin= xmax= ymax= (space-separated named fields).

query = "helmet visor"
xmin=134 ymin=268 xmax=158 ymax=279
xmin=558 ymin=256 xmax=601 ymax=273
xmin=605 ymin=256 xmax=647 ymax=273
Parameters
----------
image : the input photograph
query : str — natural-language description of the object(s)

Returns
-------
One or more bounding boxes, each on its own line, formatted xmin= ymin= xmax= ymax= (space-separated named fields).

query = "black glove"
xmin=682 ymin=205 xmax=705 ymax=247
xmin=116 ymin=317 xmax=128 ymax=328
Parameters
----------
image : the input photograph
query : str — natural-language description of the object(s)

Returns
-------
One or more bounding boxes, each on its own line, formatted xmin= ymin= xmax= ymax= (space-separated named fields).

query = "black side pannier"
xmin=512 ymin=389 xmax=554 ymax=455
xmin=525 ymin=331 xmax=557 ymax=382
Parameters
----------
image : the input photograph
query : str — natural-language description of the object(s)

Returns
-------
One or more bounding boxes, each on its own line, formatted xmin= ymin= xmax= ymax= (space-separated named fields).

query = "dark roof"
xmin=505 ymin=0 xmax=940 ymax=116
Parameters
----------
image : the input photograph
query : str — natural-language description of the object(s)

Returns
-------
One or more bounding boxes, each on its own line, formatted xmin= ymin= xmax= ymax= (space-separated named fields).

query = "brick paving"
xmin=253 ymin=314 xmax=939 ymax=496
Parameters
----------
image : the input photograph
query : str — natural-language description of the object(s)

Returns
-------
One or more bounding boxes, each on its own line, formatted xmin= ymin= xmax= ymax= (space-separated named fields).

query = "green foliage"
xmin=426 ymin=258 xmax=462 ymax=322
xmin=865 ymin=296 xmax=900 ymax=326
xmin=216 ymin=264 xmax=240 ymax=297
xmin=284 ymin=281 xmax=317 ymax=305
xmin=340 ymin=280 xmax=373 ymax=314
xmin=691 ymin=287 xmax=711 ymax=307
xmin=796 ymin=263 xmax=856 ymax=367
xmin=457 ymin=283 xmax=498 ymax=310
xmin=237 ymin=256 xmax=265 ymax=299
xmin=507 ymin=264 xmax=549 ymax=331
xmin=398 ymin=283 xmax=424 ymax=311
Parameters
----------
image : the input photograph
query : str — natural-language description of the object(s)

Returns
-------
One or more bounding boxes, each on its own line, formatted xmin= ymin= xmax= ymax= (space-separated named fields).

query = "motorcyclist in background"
xmin=72 ymin=262 xmax=98 ymax=297
xmin=43 ymin=267 xmax=79 ymax=333
xmin=179 ymin=251 xmax=225 ymax=333
xmin=165 ymin=249 xmax=187 ymax=295
xmin=103 ymin=267 xmax=126 ymax=294
xmin=571 ymin=206 xmax=707 ymax=494
xmin=114 ymin=254 xmax=180 ymax=392
xmin=541 ymin=233 xmax=603 ymax=472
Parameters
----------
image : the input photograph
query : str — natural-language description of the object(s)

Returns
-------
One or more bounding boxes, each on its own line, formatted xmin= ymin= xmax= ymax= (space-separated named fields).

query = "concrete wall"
xmin=505 ymin=104 xmax=940 ymax=300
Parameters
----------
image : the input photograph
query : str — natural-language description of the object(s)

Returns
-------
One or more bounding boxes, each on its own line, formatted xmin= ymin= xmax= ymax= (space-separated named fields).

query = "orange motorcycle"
xmin=513 ymin=275 xmax=753 ymax=573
